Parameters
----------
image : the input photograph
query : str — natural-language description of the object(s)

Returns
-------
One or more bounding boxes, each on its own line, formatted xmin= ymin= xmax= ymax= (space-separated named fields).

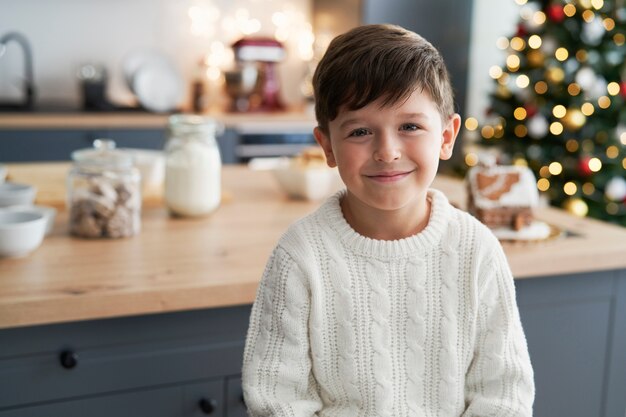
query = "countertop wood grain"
xmin=2 ymin=163 xmax=626 ymax=329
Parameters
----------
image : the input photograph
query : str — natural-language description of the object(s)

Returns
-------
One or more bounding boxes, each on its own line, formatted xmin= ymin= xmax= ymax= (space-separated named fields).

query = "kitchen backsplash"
xmin=0 ymin=0 xmax=312 ymax=109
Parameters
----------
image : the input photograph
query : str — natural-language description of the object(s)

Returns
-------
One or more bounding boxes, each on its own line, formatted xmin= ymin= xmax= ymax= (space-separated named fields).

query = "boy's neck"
xmin=340 ymin=192 xmax=431 ymax=241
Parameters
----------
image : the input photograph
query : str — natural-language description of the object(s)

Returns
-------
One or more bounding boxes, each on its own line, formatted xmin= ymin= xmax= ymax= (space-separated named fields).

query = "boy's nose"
xmin=373 ymin=133 xmax=401 ymax=162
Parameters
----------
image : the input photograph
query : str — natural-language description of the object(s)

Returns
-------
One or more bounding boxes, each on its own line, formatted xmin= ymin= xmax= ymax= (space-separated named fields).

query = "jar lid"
xmin=168 ymin=114 xmax=223 ymax=136
xmin=71 ymin=139 xmax=134 ymax=169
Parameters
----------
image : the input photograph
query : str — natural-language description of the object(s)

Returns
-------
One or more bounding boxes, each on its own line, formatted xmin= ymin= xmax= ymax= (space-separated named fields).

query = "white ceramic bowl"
xmin=0 ymin=210 xmax=47 ymax=258
xmin=1 ymin=205 xmax=57 ymax=235
xmin=271 ymin=160 xmax=342 ymax=200
xmin=121 ymin=149 xmax=165 ymax=194
xmin=0 ymin=182 xmax=37 ymax=207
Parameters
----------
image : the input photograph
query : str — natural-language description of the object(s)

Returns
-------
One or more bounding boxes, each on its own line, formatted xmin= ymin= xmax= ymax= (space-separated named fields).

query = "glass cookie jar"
xmin=164 ymin=114 xmax=222 ymax=217
xmin=67 ymin=139 xmax=141 ymax=238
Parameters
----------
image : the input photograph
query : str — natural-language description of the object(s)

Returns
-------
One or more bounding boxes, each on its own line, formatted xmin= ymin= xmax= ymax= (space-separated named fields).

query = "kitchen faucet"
xmin=0 ymin=31 xmax=35 ymax=109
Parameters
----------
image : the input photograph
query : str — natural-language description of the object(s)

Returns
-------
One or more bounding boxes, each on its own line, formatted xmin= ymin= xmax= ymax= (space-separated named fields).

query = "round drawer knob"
xmin=59 ymin=350 xmax=79 ymax=369
xmin=198 ymin=398 xmax=218 ymax=414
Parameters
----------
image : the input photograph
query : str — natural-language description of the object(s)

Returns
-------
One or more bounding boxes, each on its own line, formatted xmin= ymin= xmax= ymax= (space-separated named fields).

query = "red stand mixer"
xmin=225 ymin=38 xmax=285 ymax=112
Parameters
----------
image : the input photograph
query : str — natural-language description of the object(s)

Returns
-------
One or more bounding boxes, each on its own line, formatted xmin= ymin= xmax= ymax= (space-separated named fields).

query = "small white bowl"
xmin=271 ymin=160 xmax=342 ymax=200
xmin=0 ymin=210 xmax=47 ymax=258
xmin=123 ymin=148 xmax=165 ymax=193
xmin=0 ymin=182 xmax=37 ymax=207
xmin=1 ymin=205 xmax=57 ymax=235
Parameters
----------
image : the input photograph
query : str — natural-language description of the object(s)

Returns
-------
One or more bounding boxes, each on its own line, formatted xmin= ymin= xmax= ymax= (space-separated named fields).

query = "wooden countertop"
xmin=0 ymin=109 xmax=316 ymax=133
xmin=2 ymin=163 xmax=626 ymax=329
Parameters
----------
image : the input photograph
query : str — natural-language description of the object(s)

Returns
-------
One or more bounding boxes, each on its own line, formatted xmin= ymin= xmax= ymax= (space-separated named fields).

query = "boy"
xmin=242 ymin=24 xmax=534 ymax=416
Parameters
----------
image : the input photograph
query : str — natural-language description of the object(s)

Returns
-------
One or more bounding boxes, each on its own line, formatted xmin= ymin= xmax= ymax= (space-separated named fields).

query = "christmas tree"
xmin=469 ymin=0 xmax=626 ymax=226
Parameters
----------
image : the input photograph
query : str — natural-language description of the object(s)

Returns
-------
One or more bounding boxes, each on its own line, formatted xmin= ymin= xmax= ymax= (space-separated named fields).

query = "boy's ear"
xmin=440 ymin=113 xmax=461 ymax=161
xmin=314 ymin=127 xmax=337 ymax=167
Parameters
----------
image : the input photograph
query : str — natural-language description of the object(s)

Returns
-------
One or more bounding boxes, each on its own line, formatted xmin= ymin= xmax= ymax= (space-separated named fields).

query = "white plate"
xmin=122 ymin=49 xmax=166 ymax=90
xmin=132 ymin=62 xmax=184 ymax=113
xmin=491 ymin=220 xmax=555 ymax=241
xmin=123 ymin=50 xmax=183 ymax=113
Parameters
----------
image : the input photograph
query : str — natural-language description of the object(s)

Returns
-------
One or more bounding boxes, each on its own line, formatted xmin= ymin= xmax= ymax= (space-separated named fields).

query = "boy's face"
xmin=314 ymin=89 xmax=460 ymax=215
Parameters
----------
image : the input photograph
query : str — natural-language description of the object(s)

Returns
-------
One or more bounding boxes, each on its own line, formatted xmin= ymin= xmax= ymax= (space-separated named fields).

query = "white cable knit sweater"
xmin=242 ymin=189 xmax=535 ymax=417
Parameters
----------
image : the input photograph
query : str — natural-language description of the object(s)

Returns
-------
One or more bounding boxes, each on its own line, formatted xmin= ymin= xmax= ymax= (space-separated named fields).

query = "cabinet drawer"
xmin=0 ymin=379 xmax=224 ymax=417
xmin=0 ymin=306 xmax=251 ymax=361
xmin=0 ymin=307 xmax=251 ymax=409
xmin=0 ymin=338 xmax=243 ymax=409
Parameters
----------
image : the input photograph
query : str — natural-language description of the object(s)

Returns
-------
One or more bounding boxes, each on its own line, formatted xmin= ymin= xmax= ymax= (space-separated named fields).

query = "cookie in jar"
xmin=67 ymin=139 xmax=141 ymax=238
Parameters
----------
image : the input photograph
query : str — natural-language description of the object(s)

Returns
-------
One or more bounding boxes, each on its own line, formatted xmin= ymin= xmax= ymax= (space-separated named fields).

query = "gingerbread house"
xmin=466 ymin=164 xmax=539 ymax=231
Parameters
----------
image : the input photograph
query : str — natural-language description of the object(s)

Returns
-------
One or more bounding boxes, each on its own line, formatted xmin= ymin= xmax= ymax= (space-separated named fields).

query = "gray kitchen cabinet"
xmin=0 ymin=129 xmax=167 ymax=162
xmin=516 ymin=270 xmax=626 ymax=417
xmin=0 ymin=380 xmax=224 ymax=417
xmin=605 ymin=273 xmax=626 ymax=417
xmin=0 ymin=128 xmax=298 ymax=164
xmin=0 ymin=305 xmax=251 ymax=417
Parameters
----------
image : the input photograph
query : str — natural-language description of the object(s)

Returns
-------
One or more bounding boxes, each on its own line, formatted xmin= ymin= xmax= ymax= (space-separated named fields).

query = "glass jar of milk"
xmin=164 ymin=115 xmax=222 ymax=217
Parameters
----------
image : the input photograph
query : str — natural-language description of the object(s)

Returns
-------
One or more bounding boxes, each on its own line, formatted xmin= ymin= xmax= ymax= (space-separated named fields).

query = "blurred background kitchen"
xmin=0 ymin=0 xmax=497 ymax=109
xmin=0 ymin=0 xmax=516 ymax=164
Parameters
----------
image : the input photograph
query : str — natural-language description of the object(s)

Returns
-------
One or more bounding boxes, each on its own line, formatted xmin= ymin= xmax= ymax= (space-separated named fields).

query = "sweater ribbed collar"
xmin=320 ymin=188 xmax=451 ymax=260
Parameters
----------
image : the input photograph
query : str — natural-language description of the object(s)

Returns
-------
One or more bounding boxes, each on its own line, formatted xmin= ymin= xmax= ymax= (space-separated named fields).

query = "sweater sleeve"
xmin=462 ymin=242 xmax=535 ymax=417
xmin=242 ymin=245 xmax=323 ymax=417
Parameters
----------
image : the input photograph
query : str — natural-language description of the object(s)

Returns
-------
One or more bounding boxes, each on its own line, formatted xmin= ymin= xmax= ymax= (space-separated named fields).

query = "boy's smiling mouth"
xmin=365 ymin=169 xmax=415 ymax=183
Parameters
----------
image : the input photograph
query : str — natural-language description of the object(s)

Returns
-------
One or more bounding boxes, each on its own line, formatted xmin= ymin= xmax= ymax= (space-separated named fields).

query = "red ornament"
xmin=524 ymin=104 xmax=538 ymax=118
xmin=620 ymin=81 xmax=626 ymax=98
xmin=578 ymin=156 xmax=593 ymax=176
xmin=546 ymin=4 xmax=566 ymax=23
xmin=516 ymin=23 xmax=528 ymax=38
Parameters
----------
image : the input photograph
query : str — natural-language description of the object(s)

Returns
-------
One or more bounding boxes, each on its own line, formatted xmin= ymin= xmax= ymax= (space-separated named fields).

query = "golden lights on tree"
xmin=465 ymin=0 xmax=626 ymax=225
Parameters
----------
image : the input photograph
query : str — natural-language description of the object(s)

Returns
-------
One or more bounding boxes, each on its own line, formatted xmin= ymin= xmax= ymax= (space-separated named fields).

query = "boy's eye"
xmin=401 ymin=123 xmax=420 ymax=131
xmin=348 ymin=128 xmax=371 ymax=137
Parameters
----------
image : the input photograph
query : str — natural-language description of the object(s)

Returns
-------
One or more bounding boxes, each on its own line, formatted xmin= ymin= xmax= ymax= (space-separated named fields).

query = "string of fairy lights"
xmin=464 ymin=0 xmax=626 ymax=223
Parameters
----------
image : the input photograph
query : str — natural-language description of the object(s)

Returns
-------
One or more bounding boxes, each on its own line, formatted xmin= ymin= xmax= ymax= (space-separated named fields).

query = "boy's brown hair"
xmin=313 ymin=24 xmax=455 ymax=134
